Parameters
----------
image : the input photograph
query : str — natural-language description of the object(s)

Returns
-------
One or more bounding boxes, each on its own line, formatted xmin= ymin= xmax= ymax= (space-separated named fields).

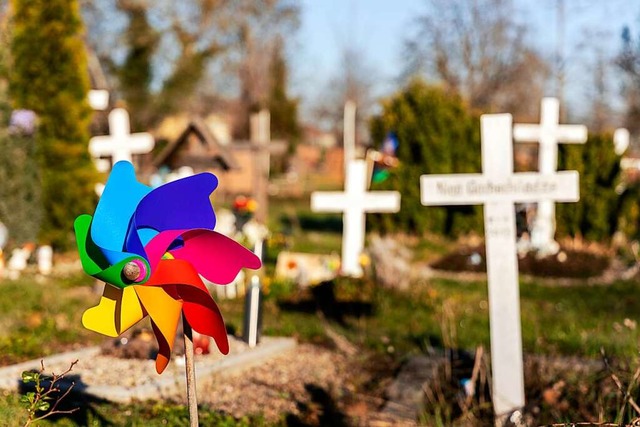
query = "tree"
xmin=313 ymin=47 xmax=377 ymax=144
xmin=556 ymin=133 xmax=622 ymax=242
xmin=616 ymin=26 xmax=640 ymax=134
xmin=116 ymin=0 xmax=159 ymax=130
xmin=403 ymin=0 xmax=549 ymax=120
xmin=267 ymin=38 xmax=300 ymax=146
xmin=82 ymin=0 xmax=300 ymax=129
xmin=369 ymin=79 xmax=482 ymax=236
xmin=10 ymin=0 xmax=98 ymax=248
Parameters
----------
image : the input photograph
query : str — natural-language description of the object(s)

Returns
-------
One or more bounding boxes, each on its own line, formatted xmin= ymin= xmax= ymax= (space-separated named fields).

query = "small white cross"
xmin=421 ymin=114 xmax=580 ymax=420
xmin=311 ymin=160 xmax=400 ymax=277
xmin=513 ymin=97 xmax=587 ymax=254
xmin=89 ymin=108 xmax=155 ymax=164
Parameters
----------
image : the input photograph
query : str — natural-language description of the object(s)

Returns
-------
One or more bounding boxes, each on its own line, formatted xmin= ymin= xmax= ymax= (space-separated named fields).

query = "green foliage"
xmin=369 ymin=79 xmax=482 ymax=236
xmin=0 ymin=129 xmax=43 ymax=246
xmin=116 ymin=2 xmax=158 ymax=130
xmin=20 ymin=360 xmax=78 ymax=426
xmin=268 ymin=39 xmax=300 ymax=150
xmin=556 ymin=132 xmax=622 ymax=242
xmin=10 ymin=0 xmax=98 ymax=248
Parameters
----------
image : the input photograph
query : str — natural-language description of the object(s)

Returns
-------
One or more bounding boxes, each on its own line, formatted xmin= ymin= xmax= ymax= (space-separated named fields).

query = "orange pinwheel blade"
xmin=135 ymin=285 xmax=183 ymax=373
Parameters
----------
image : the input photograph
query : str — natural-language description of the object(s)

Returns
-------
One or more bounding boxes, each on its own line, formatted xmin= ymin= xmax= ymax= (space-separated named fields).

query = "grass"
xmin=0 ymin=198 xmax=639 ymax=424
xmin=1 ymin=268 xmax=639 ymax=424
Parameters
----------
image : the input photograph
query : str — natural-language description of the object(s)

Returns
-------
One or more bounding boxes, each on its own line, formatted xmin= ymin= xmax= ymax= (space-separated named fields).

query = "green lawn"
xmin=0 ymin=197 xmax=638 ymax=425
xmin=0 ymin=270 xmax=639 ymax=425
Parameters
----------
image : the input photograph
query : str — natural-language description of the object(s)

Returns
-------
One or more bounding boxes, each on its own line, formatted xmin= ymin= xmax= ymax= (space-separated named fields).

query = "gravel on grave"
xmin=35 ymin=336 xmax=260 ymax=389
xmin=197 ymin=343 xmax=357 ymax=422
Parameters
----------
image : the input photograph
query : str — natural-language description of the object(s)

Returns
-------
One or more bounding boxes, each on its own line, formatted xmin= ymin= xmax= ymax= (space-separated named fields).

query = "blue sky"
xmin=292 ymin=0 xmax=640 ymax=123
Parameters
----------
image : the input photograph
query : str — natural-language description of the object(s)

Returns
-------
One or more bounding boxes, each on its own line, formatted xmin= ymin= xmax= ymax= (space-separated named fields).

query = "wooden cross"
xmin=343 ymin=100 xmax=357 ymax=176
xmin=311 ymin=159 xmax=400 ymax=277
xmin=513 ymin=97 xmax=587 ymax=254
xmin=251 ymin=110 xmax=270 ymax=224
xmin=89 ymin=108 xmax=155 ymax=165
xmin=421 ymin=114 xmax=580 ymax=420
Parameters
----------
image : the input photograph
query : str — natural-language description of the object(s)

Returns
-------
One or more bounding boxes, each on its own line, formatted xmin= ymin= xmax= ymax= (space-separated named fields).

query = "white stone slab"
xmin=614 ymin=128 xmax=630 ymax=156
xmin=311 ymin=160 xmax=400 ymax=277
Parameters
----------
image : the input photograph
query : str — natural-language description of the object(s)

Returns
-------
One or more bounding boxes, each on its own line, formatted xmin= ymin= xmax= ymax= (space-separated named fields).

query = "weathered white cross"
xmin=89 ymin=108 xmax=155 ymax=165
xmin=311 ymin=160 xmax=401 ymax=277
xmin=513 ymin=97 xmax=587 ymax=255
xmin=420 ymin=114 xmax=580 ymax=420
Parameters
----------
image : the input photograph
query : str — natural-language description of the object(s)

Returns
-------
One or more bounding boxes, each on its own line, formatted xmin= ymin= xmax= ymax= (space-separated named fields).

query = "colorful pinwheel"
xmin=74 ymin=161 xmax=261 ymax=374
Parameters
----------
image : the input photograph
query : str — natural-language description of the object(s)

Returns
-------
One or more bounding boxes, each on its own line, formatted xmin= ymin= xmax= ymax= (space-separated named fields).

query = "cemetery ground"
xmin=0 ymin=199 xmax=640 ymax=425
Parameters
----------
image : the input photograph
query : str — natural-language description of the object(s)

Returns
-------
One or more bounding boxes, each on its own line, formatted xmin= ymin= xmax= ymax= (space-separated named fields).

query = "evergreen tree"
xmin=369 ymin=79 xmax=482 ymax=236
xmin=267 ymin=38 xmax=300 ymax=174
xmin=0 ymin=23 xmax=42 ymax=247
xmin=556 ymin=133 xmax=621 ymax=242
xmin=268 ymin=39 xmax=300 ymax=147
xmin=10 ymin=0 xmax=97 ymax=248
xmin=0 ymin=119 xmax=43 ymax=247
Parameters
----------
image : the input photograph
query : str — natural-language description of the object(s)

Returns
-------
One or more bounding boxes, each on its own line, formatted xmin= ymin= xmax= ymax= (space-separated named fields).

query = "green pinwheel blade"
xmin=74 ymin=214 xmax=148 ymax=288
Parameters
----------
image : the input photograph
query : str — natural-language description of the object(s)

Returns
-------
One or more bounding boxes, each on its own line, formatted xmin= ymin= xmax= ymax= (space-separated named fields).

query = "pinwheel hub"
xmin=123 ymin=259 xmax=146 ymax=282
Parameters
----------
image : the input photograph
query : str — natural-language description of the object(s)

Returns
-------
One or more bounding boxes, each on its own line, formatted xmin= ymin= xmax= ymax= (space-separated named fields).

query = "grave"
xmin=0 ymin=336 xmax=296 ymax=403
xmin=420 ymin=113 xmax=580 ymax=421
xmin=311 ymin=160 xmax=401 ymax=277
xmin=513 ymin=97 xmax=587 ymax=256
xmin=275 ymin=251 xmax=340 ymax=286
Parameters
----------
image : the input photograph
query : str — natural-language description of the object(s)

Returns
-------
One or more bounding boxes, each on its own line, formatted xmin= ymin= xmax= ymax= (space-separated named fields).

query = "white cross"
xmin=311 ymin=160 xmax=400 ymax=277
xmin=513 ymin=97 xmax=587 ymax=254
xmin=421 ymin=114 xmax=580 ymax=420
xmin=89 ymin=108 xmax=155 ymax=164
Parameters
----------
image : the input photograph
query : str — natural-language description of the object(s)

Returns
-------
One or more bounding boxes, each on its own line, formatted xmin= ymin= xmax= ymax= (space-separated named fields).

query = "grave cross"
xmin=421 ymin=114 xmax=580 ymax=421
xmin=89 ymin=108 xmax=155 ymax=165
xmin=513 ymin=97 xmax=587 ymax=254
xmin=251 ymin=110 xmax=271 ymax=225
xmin=311 ymin=160 xmax=400 ymax=277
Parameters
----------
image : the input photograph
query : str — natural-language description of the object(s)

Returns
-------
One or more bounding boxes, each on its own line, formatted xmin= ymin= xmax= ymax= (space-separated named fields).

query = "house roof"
xmin=153 ymin=117 xmax=239 ymax=170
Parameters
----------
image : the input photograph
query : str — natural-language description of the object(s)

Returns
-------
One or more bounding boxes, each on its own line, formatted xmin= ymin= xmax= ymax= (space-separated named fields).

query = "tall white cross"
xmin=513 ymin=97 xmax=587 ymax=254
xmin=311 ymin=160 xmax=400 ymax=277
xmin=89 ymin=108 xmax=155 ymax=165
xmin=421 ymin=114 xmax=580 ymax=421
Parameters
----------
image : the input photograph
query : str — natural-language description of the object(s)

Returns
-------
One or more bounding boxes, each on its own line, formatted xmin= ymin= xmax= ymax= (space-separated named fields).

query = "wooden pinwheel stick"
xmin=182 ymin=317 xmax=199 ymax=427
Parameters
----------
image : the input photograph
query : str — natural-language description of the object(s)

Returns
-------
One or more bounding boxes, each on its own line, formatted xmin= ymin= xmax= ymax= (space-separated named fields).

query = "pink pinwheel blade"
xmin=169 ymin=230 xmax=261 ymax=285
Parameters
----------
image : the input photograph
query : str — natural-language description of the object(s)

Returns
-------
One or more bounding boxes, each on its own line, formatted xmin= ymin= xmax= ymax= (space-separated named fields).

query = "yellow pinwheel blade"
xmin=82 ymin=284 xmax=144 ymax=337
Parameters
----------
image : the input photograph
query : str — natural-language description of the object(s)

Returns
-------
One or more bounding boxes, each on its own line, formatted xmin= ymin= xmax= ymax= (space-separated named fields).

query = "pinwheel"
xmin=74 ymin=161 xmax=261 ymax=374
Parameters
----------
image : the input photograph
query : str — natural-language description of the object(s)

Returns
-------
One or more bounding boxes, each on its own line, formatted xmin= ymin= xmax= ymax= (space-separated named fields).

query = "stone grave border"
xmin=0 ymin=336 xmax=296 ymax=403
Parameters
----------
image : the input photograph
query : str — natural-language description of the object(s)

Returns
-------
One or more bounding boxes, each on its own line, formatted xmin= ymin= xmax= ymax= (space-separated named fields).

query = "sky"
xmin=292 ymin=0 xmax=640 ymax=124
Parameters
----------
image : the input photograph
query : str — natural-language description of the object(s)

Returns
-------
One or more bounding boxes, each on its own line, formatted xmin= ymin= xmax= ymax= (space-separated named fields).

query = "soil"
xmin=430 ymin=245 xmax=611 ymax=279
